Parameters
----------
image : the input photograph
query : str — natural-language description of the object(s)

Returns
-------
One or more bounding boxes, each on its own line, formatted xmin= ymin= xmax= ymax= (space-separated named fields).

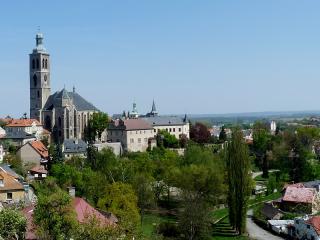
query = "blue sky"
xmin=1 ymin=1 xmax=320 ymax=117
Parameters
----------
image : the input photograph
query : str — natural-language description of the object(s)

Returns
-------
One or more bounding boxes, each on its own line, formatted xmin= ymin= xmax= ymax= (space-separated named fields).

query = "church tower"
xmin=29 ymin=32 xmax=51 ymax=122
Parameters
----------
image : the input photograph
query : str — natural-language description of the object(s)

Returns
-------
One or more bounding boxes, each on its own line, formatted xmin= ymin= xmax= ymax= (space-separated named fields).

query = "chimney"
xmin=67 ymin=186 xmax=75 ymax=198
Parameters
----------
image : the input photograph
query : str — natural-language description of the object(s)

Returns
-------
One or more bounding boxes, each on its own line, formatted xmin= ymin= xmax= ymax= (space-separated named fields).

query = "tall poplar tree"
xmin=226 ymin=127 xmax=251 ymax=234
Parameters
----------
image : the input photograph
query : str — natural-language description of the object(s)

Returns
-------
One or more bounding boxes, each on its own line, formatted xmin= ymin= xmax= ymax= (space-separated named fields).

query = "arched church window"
xmin=44 ymin=75 xmax=47 ymax=82
xmin=36 ymin=59 xmax=39 ymax=69
xmin=42 ymin=59 xmax=45 ymax=68
xmin=33 ymin=75 xmax=37 ymax=87
xmin=32 ymin=59 xmax=35 ymax=69
xmin=45 ymin=59 xmax=48 ymax=69
xmin=37 ymin=90 xmax=40 ymax=98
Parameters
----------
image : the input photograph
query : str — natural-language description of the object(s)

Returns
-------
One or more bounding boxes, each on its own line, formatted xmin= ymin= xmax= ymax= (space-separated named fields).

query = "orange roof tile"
xmin=0 ymin=170 xmax=24 ymax=192
xmin=6 ymin=119 xmax=42 ymax=127
xmin=29 ymin=141 xmax=48 ymax=158
xmin=307 ymin=216 xmax=320 ymax=235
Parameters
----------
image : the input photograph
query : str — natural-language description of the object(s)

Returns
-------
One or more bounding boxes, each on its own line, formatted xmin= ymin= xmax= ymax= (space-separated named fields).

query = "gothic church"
xmin=29 ymin=33 xmax=98 ymax=142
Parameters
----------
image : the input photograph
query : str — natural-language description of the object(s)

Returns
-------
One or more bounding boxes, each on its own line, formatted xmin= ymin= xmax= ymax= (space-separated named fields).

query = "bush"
xmin=157 ymin=222 xmax=180 ymax=238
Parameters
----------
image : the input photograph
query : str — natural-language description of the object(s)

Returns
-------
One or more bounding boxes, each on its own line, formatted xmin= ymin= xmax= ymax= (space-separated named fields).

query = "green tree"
xmin=97 ymin=182 xmax=141 ymax=237
xmin=132 ymin=173 xmax=155 ymax=224
xmin=219 ymin=126 xmax=227 ymax=142
xmin=0 ymin=208 xmax=27 ymax=240
xmin=252 ymin=121 xmax=271 ymax=178
xmin=226 ymin=128 xmax=251 ymax=234
xmin=157 ymin=130 xmax=179 ymax=148
xmin=34 ymin=180 xmax=77 ymax=240
xmin=85 ymin=112 xmax=109 ymax=142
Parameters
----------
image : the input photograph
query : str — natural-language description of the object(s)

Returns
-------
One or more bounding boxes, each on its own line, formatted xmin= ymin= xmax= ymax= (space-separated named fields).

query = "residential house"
xmin=22 ymin=196 xmax=118 ymax=239
xmin=62 ymin=139 xmax=87 ymax=159
xmin=29 ymin=165 xmax=47 ymax=180
xmin=0 ymin=166 xmax=25 ymax=202
xmin=291 ymin=216 xmax=320 ymax=240
xmin=261 ymin=202 xmax=284 ymax=220
xmin=73 ymin=197 xmax=118 ymax=226
xmin=142 ymin=115 xmax=190 ymax=139
xmin=281 ymin=186 xmax=320 ymax=214
xmin=16 ymin=140 xmax=49 ymax=167
xmin=268 ymin=220 xmax=294 ymax=235
xmin=108 ymin=118 xmax=154 ymax=152
xmin=4 ymin=119 xmax=50 ymax=140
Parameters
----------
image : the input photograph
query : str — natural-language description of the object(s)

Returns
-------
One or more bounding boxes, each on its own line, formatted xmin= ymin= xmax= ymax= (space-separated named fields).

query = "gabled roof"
xmin=306 ymin=216 xmax=320 ymax=235
xmin=63 ymin=139 xmax=87 ymax=154
xmin=6 ymin=119 xmax=41 ymax=127
xmin=0 ymin=169 xmax=24 ymax=192
xmin=142 ymin=116 xmax=187 ymax=126
xmin=283 ymin=186 xmax=316 ymax=203
xmin=44 ymin=89 xmax=98 ymax=111
xmin=72 ymin=197 xmax=116 ymax=226
xmin=30 ymin=165 xmax=47 ymax=174
xmin=111 ymin=118 xmax=153 ymax=130
xmin=0 ymin=164 xmax=20 ymax=179
xmin=28 ymin=141 xmax=49 ymax=158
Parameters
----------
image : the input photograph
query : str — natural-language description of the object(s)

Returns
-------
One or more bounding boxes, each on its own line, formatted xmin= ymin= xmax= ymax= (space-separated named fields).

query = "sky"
xmin=1 ymin=1 xmax=320 ymax=117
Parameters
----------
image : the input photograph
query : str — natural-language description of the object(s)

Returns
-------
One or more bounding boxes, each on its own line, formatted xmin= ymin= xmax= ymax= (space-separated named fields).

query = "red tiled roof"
xmin=6 ymin=119 xmax=41 ymax=127
xmin=72 ymin=197 xmax=116 ymax=226
xmin=30 ymin=165 xmax=47 ymax=174
xmin=29 ymin=141 xmax=48 ymax=158
xmin=0 ymin=118 xmax=13 ymax=125
xmin=22 ymin=205 xmax=37 ymax=240
xmin=113 ymin=118 xmax=152 ymax=130
xmin=283 ymin=186 xmax=316 ymax=203
xmin=307 ymin=216 xmax=320 ymax=235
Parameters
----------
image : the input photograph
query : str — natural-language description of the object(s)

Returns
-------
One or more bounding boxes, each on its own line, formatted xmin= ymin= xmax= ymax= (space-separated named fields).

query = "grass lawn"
xmin=211 ymin=208 xmax=229 ymax=222
xmin=212 ymin=217 xmax=249 ymax=240
xmin=141 ymin=212 xmax=177 ymax=238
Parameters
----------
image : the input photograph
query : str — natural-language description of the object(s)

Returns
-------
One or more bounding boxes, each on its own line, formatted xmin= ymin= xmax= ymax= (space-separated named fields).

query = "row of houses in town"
xmin=259 ymin=180 xmax=320 ymax=239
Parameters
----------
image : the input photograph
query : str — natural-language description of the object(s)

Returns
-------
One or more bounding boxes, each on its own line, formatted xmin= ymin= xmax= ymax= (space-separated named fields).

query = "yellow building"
xmin=0 ymin=167 xmax=25 ymax=202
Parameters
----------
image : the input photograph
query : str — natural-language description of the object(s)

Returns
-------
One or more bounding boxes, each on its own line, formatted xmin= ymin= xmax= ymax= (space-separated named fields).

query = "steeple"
xmin=30 ymin=31 xmax=51 ymax=122
xmin=148 ymin=99 xmax=158 ymax=117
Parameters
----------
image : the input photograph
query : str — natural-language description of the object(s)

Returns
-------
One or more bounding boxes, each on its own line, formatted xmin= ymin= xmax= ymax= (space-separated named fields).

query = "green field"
xmin=141 ymin=212 xmax=177 ymax=238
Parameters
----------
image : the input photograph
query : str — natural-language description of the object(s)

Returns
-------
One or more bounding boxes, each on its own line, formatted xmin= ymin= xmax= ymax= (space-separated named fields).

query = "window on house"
xmin=138 ymin=138 xmax=141 ymax=143
xmin=154 ymin=129 xmax=156 ymax=133
xmin=169 ymin=128 xmax=172 ymax=132
xmin=130 ymin=138 xmax=134 ymax=143
xmin=0 ymin=179 xmax=3 ymax=187
xmin=307 ymin=225 xmax=310 ymax=229
xmin=173 ymin=128 xmax=175 ymax=132
xmin=179 ymin=128 xmax=182 ymax=132
xmin=144 ymin=138 xmax=148 ymax=143
xmin=7 ymin=192 xmax=12 ymax=200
